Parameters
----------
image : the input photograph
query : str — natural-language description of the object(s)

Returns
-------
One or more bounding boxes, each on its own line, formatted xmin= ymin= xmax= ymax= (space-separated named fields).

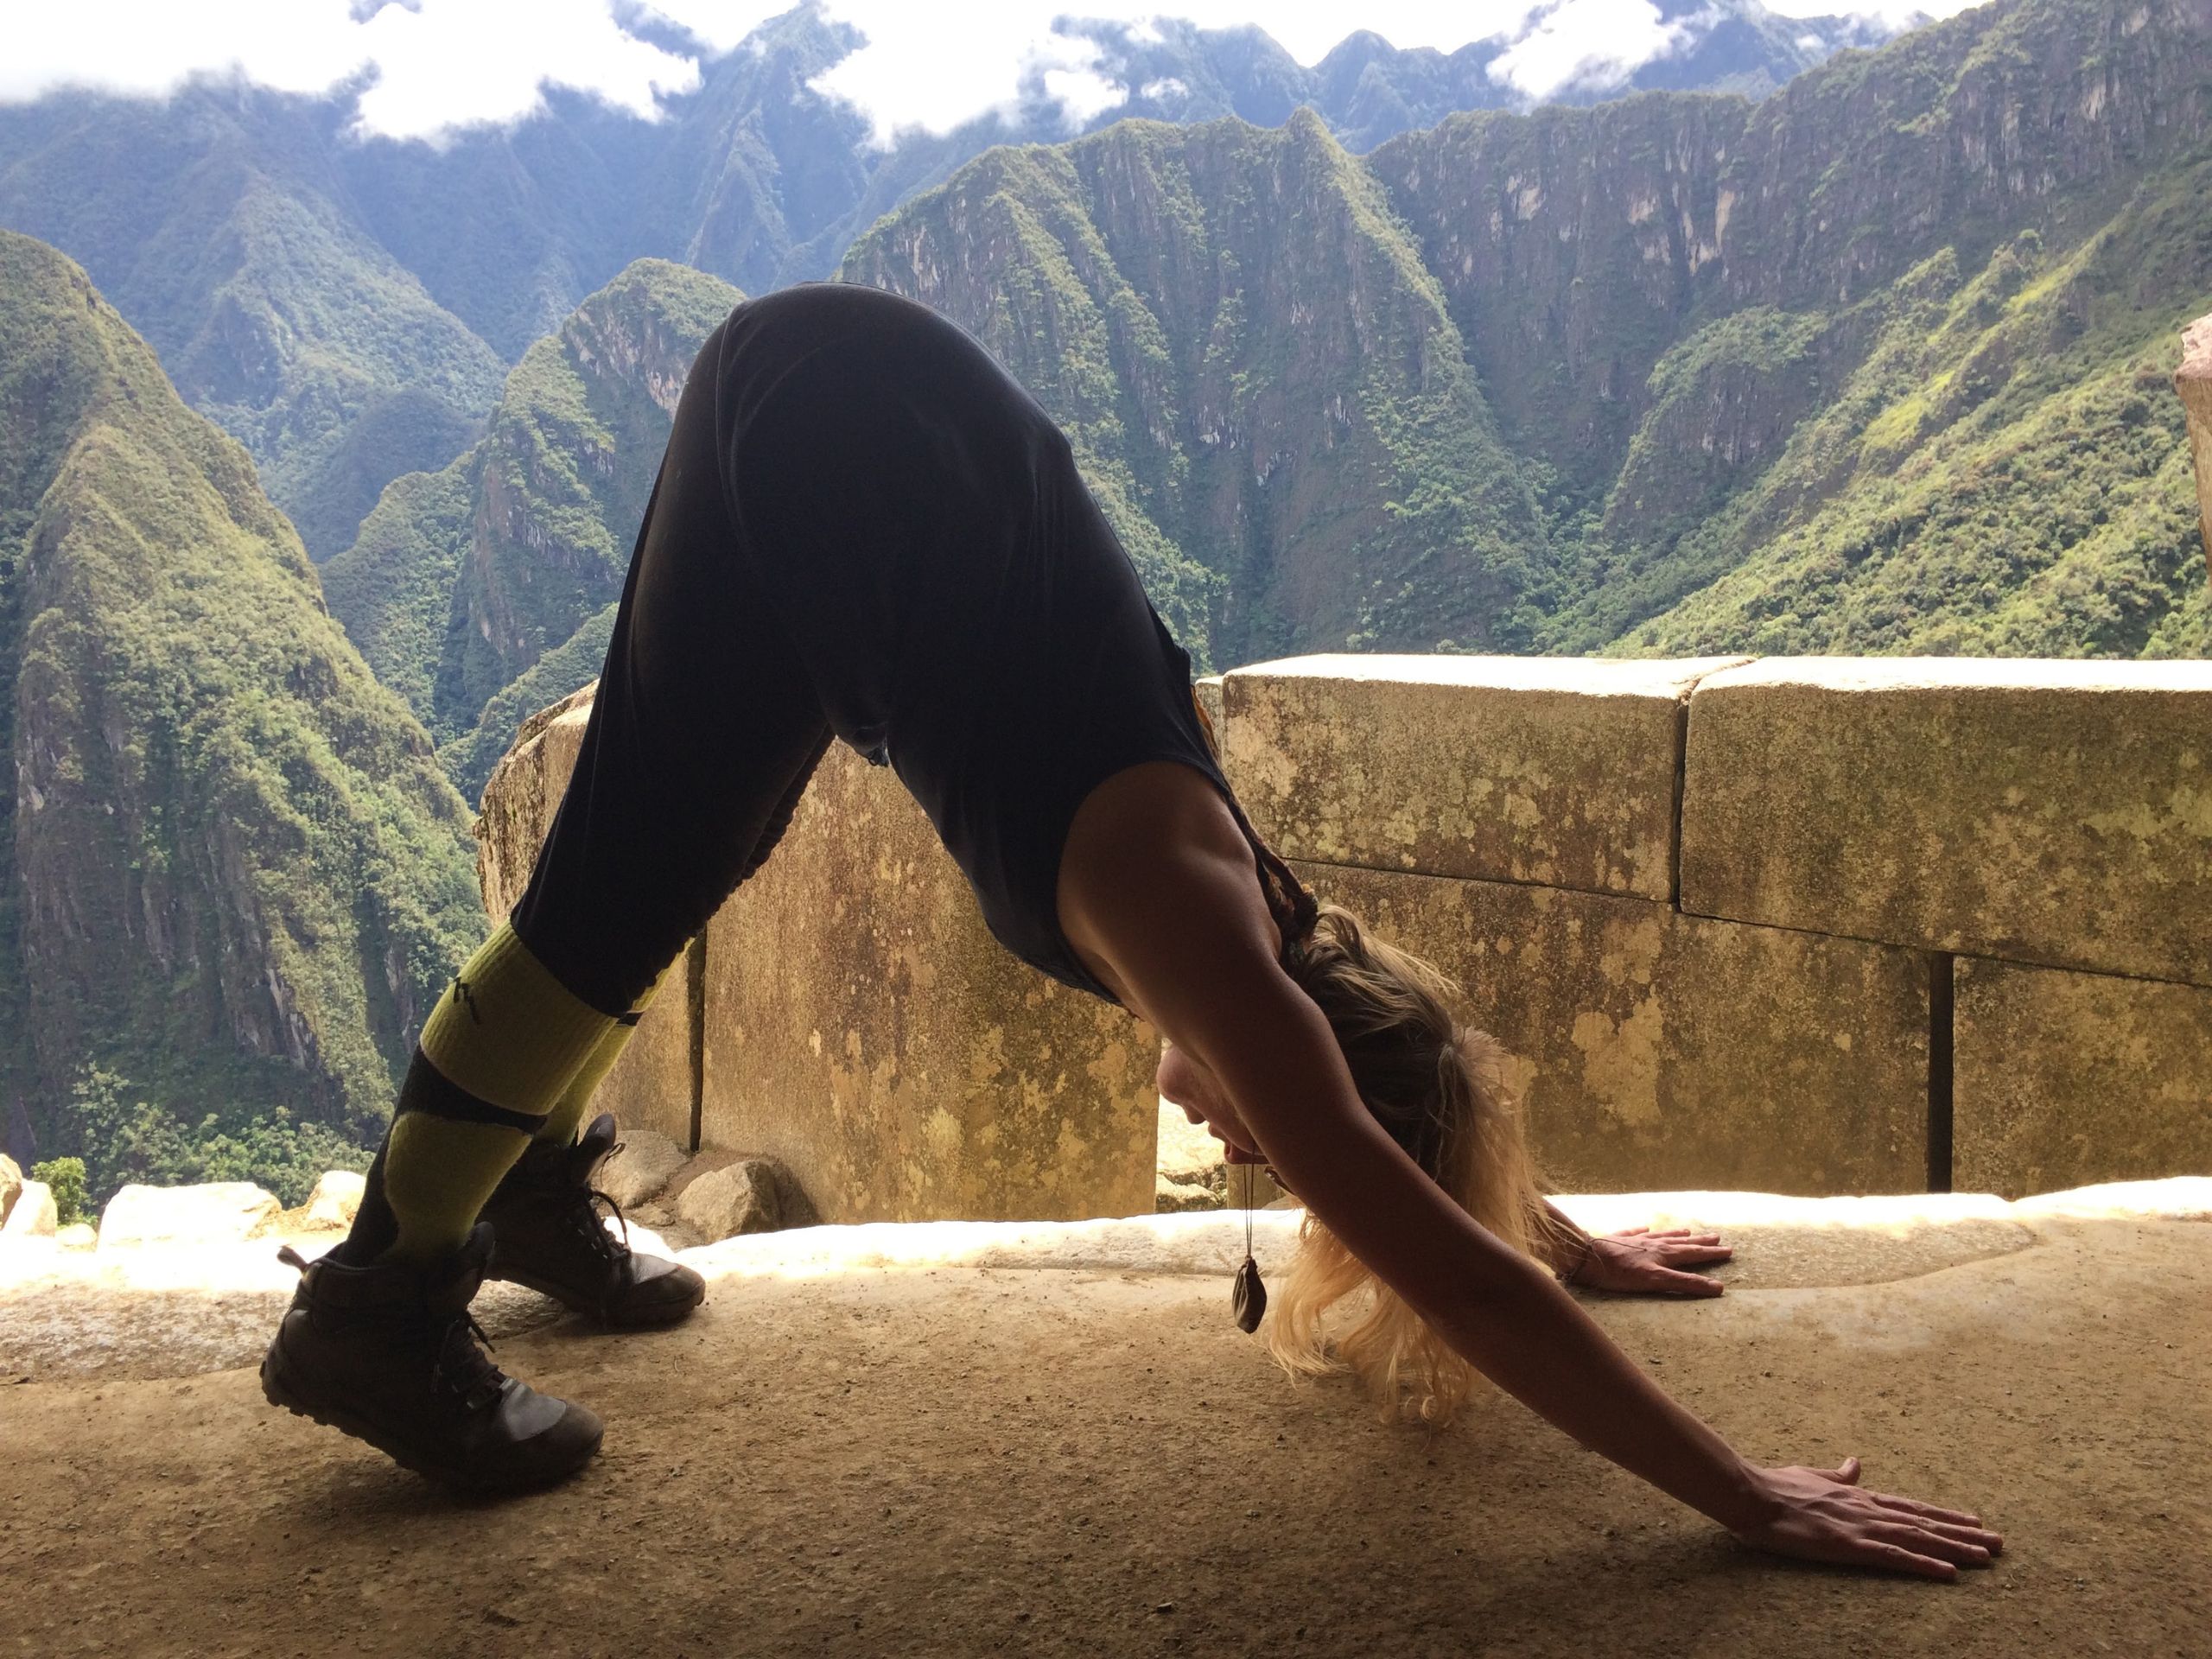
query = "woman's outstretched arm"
xmin=1058 ymin=764 xmax=2000 ymax=1580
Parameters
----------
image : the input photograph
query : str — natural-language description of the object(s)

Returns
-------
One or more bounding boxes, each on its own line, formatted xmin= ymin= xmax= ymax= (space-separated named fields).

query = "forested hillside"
xmin=0 ymin=232 xmax=481 ymax=1198
xmin=322 ymin=258 xmax=742 ymax=799
xmin=849 ymin=0 xmax=2212 ymax=661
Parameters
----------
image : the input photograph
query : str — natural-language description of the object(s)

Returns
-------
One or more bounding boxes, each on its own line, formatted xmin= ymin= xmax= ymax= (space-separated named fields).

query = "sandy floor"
xmin=2 ymin=1198 xmax=2207 ymax=1657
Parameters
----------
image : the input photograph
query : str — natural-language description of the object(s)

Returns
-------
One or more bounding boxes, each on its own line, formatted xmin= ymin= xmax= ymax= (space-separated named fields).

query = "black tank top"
xmin=710 ymin=283 xmax=1315 ymax=1002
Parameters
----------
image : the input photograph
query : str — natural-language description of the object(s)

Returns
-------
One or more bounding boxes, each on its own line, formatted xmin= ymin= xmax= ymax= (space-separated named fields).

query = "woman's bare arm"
xmin=1058 ymin=765 xmax=1999 ymax=1578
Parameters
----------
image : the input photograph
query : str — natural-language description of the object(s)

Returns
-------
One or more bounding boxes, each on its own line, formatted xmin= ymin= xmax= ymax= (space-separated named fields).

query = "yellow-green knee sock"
xmin=531 ymin=958 xmax=674 ymax=1149
xmin=373 ymin=923 xmax=616 ymax=1266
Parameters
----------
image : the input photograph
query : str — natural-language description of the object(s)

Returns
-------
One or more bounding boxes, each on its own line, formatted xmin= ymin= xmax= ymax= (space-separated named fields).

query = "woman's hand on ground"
xmin=1726 ymin=1458 xmax=2003 ymax=1580
xmin=1574 ymin=1226 xmax=1732 ymax=1296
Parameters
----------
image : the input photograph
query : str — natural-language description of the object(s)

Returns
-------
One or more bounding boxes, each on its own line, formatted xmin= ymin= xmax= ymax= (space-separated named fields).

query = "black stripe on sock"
xmin=396 ymin=1050 xmax=547 ymax=1135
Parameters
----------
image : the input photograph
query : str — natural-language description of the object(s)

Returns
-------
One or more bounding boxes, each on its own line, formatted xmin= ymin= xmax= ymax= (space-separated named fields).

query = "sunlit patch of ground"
xmin=2 ymin=1182 xmax=2206 ymax=1656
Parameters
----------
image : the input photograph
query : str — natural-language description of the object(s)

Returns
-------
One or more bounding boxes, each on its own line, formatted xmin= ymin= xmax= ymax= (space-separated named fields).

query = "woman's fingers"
xmin=1911 ymin=1517 xmax=2005 ymax=1553
xmin=1656 ymin=1243 xmax=1732 ymax=1263
xmin=1868 ymin=1520 xmax=1993 ymax=1567
xmin=1653 ymin=1267 xmax=1726 ymax=1296
xmin=1866 ymin=1491 xmax=1993 ymax=1530
xmin=1861 ymin=1541 xmax=1960 ymax=1581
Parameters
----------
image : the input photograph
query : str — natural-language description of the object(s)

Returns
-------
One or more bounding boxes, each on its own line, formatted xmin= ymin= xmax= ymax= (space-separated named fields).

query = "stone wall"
xmin=1221 ymin=654 xmax=2212 ymax=1200
xmin=475 ymin=686 xmax=1158 ymax=1225
xmin=480 ymin=653 xmax=2210 ymax=1214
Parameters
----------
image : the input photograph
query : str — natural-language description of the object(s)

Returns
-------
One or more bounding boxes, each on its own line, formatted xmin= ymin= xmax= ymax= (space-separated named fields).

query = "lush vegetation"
xmin=0 ymin=94 xmax=503 ymax=559
xmin=0 ymin=232 xmax=482 ymax=1193
xmin=0 ymin=6 xmax=1899 ymax=574
xmin=54 ymin=1066 xmax=369 ymax=1211
xmin=30 ymin=1156 xmax=87 ymax=1227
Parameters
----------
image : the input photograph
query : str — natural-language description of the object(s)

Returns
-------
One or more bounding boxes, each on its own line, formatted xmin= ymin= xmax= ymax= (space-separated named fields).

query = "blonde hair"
xmin=1267 ymin=904 xmax=1569 ymax=1425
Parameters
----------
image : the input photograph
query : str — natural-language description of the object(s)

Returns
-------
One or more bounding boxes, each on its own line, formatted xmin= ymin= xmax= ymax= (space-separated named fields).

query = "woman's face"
xmin=1156 ymin=1042 xmax=1263 ymax=1163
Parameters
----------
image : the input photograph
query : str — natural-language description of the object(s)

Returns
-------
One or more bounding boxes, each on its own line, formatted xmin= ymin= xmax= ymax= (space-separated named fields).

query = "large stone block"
xmin=1955 ymin=957 xmax=2212 ymax=1199
xmin=474 ymin=683 xmax=696 ymax=1147
xmin=1222 ymin=654 xmax=1745 ymax=899
xmin=2175 ymin=312 xmax=2212 ymax=580
xmin=1681 ymin=658 xmax=2212 ymax=988
xmin=700 ymin=742 xmax=1158 ymax=1224
xmin=1296 ymin=863 xmax=1933 ymax=1195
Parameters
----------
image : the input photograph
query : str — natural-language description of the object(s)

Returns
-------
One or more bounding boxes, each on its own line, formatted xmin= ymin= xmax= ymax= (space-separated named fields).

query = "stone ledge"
xmin=5 ymin=1181 xmax=2205 ymax=1386
xmin=1680 ymin=656 xmax=2212 ymax=988
xmin=1222 ymin=653 xmax=1745 ymax=899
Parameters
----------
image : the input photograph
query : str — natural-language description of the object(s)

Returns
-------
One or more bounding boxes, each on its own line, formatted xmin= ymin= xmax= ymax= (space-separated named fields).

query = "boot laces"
xmin=572 ymin=1184 xmax=631 ymax=1262
xmin=430 ymin=1308 xmax=507 ymax=1412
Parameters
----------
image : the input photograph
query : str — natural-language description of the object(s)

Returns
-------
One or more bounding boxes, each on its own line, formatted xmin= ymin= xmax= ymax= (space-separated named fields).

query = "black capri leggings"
xmin=505 ymin=313 xmax=835 ymax=1018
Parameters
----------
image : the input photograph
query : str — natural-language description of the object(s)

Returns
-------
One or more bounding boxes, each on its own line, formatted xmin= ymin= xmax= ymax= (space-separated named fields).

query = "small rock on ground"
xmin=676 ymin=1160 xmax=781 ymax=1241
xmin=598 ymin=1128 xmax=688 ymax=1208
xmin=99 ymin=1183 xmax=280 ymax=1249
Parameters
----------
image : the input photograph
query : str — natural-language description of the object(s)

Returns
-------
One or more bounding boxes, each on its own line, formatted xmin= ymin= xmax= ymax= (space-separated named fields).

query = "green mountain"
xmin=0 ymin=92 xmax=506 ymax=563
xmin=0 ymin=231 xmax=483 ymax=1197
xmin=321 ymin=258 xmax=743 ymax=801
xmin=848 ymin=0 xmax=2212 ymax=661
xmin=842 ymin=111 xmax=1556 ymax=669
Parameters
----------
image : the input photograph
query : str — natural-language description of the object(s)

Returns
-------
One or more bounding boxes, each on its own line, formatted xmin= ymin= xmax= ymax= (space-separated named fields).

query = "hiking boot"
xmin=479 ymin=1112 xmax=706 ymax=1327
xmin=260 ymin=1224 xmax=602 ymax=1494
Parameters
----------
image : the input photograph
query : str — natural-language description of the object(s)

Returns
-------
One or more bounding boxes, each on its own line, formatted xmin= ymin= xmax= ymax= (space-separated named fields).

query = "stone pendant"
xmin=1231 ymin=1255 xmax=1267 ymax=1334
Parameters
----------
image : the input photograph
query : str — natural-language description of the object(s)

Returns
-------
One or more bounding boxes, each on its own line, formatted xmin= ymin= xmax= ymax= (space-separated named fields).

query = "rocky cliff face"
xmin=321 ymin=258 xmax=741 ymax=798
xmin=0 ymin=232 xmax=482 ymax=1163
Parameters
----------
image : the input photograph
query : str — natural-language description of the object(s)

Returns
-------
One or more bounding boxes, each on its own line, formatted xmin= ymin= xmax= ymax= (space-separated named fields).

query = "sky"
xmin=0 ymin=0 xmax=1975 ymax=145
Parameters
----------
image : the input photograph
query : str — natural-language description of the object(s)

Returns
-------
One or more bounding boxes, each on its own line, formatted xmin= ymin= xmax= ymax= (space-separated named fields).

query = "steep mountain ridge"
xmin=843 ymin=112 xmax=1555 ymax=666
xmin=0 ymin=231 xmax=481 ymax=1184
xmin=0 ymin=92 xmax=505 ymax=563
xmin=322 ymin=258 xmax=742 ymax=800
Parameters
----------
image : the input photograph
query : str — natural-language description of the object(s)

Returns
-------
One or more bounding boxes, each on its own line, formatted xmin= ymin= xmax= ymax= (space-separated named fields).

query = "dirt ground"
xmin=3 ymin=1206 xmax=2208 ymax=1658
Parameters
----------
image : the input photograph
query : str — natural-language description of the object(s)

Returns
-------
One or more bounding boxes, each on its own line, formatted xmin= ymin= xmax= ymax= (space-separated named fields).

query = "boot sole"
xmin=489 ymin=1266 xmax=705 ymax=1328
xmin=259 ymin=1338 xmax=601 ymax=1495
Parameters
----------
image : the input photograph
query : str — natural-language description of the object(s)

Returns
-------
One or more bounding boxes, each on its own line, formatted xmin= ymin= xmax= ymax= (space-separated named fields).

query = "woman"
xmin=263 ymin=284 xmax=1998 ymax=1580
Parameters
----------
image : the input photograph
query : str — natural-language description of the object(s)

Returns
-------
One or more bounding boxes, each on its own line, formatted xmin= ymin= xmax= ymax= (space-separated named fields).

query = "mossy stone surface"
xmin=699 ymin=744 xmax=1157 ymax=1225
xmin=1296 ymin=862 xmax=1933 ymax=1196
xmin=1681 ymin=657 xmax=2212 ymax=987
xmin=1224 ymin=654 xmax=1745 ymax=899
xmin=1955 ymin=957 xmax=2212 ymax=1199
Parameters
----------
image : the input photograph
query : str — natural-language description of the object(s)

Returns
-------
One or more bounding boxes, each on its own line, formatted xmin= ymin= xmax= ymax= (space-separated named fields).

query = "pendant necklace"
xmin=1230 ymin=1160 xmax=1267 ymax=1334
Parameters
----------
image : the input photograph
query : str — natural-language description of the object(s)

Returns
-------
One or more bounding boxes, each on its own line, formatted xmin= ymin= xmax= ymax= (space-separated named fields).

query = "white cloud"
xmin=0 ymin=0 xmax=1982 ymax=145
xmin=0 ymin=0 xmax=702 ymax=140
xmin=1486 ymin=0 xmax=1701 ymax=102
